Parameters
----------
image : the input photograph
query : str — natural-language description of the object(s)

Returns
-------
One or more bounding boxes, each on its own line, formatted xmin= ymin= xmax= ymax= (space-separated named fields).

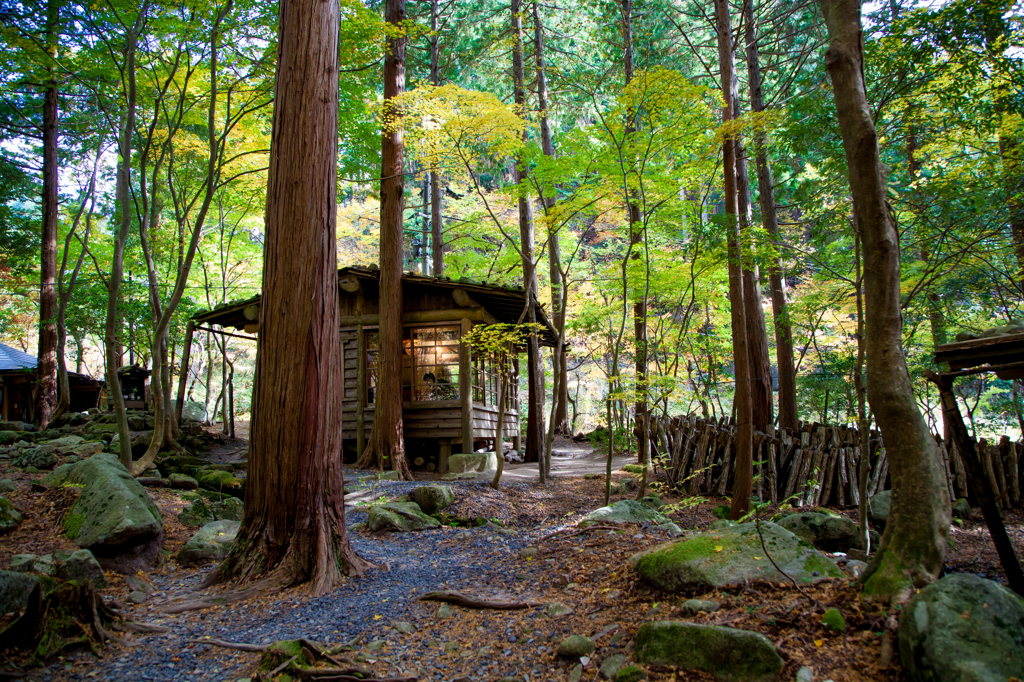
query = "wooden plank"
xmin=460 ymin=318 xmax=472 ymax=450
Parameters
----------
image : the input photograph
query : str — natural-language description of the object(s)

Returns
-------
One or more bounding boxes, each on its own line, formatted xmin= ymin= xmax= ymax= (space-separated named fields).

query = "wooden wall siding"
xmin=338 ymin=283 xmax=460 ymax=317
xmin=471 ymin=404 xmax=519 ymax=439
xmin=650 ymin=413 xmax=1024 ymax=509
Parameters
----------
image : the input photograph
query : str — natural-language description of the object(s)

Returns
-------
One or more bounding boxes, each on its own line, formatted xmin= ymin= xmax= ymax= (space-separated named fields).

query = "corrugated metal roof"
xmin=0 ymin=342 xmax=37 ymax=372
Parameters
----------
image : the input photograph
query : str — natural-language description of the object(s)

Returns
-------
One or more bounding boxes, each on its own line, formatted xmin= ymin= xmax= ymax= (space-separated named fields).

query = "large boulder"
xmin=367 ymin=502 xmax=441 ymax=532
xmin=0 ymin=571 xmax=41 ymax=615
xmin=868 ymin=490 xmax=891 ymax=525
xmin=634 ymin=621 xmax=783 ymax=682
xmin=177 ymin=520 xmax=240 ymax=565
xmin=42 ymin=453 xmax=163 ymax=567
xmin=630 ymin=521 xmax=843 ymax=593
xmin=55 ymin=549 xmax=107 ymax=588
xmin=776 ymin=512 xmax=862 ymax=553
xmin=447 ymin=452 xmax=498 ymax=473
xmin=899 ymin=573 xmax=1024 ymax=682
xmin=68 ymin=441 xmax=104 ymax=458
xmin=0 ymin=431 xmax=21 ymax=445
xmin=409 ymin=485 xmax=455 ymax=514
xmin=0 ymin=496 xmax=23 ymax=534
xmin=178 ymin=496 xmax=243 ymax=527
xmin=0 ymin=421 xmax=25 ymax=432
xmin=581 ymin=499 xmax=672 ymax=527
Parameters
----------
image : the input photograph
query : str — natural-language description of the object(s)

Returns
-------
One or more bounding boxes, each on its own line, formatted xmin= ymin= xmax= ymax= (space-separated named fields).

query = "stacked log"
xmin=648 ymin=414 xmax=1023 ymax=509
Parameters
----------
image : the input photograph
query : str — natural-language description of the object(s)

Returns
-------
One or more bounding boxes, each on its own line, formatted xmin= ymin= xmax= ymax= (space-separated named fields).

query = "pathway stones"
xmin=634 ymin=621 xmax=784 ymax=682
xmin=366 ymin=502 xmax=440 ymax=532
xmin=409 ymin=485 xmax=455 ymax=514
xmin=42 ymin=453 xmax=163 ymax=558
xmin=630 ymin=521 xmax=843 ymax=592
xmin=178 ymin=520 xmax=240 ymax=565
xmin=899 ymin=573 xmax=1024 ymax=682
xmin=581 ymin=499 xmax=672 ymax=527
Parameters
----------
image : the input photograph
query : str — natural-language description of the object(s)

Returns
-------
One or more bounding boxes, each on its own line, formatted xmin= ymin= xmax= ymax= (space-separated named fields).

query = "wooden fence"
xmin=648 ymin=414 xmax=1023 ymax=509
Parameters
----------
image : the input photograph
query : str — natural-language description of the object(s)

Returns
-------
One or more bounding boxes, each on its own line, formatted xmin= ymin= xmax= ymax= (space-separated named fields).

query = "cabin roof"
xmin=0 ymin=342 xmax=103 ymax=385
xmin=933 ymin=334 xmax=1024 ymax=371
xmin=192 ymin=266 xmax=559 ymax=347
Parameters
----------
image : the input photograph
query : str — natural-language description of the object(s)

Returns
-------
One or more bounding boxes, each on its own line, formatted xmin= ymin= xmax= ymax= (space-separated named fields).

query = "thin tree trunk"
xmin=716 ymin=0 xmax=754 ymax=520
xmin=821 ymin=0 xmax=950 ymax=600
xmin=854 ymin=228 xmax=870 ymax=554
xmin=429 ymin=0 xmax=443 ymax=276
xmin=210 ymin=0 xmax=369 ymax=591
xmin=36 ymin=0 xmax=60 ymax=429
xmin=491 ymin=358 xmax=506 ymax=490
xmin=510 ymin=0 xmax=545 ymax=480
xmin=744 ymin=0 xmax=796 ymax=429
xmin=358 ymin=0 xmax=412 ymax=479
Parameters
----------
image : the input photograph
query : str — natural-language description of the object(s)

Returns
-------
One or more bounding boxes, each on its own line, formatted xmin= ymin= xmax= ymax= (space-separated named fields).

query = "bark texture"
xmin=358 ymin=0 xmax=412 ymax=479
xmin=820 ymin=0 xmax=949 ymax=600
xmin=716 ymin=0 xmax=754 ymax=520
xmin=211 ymin=0 xmax=369 ymax=591
xmin=429 ymin=0 xmax=443 ymax=276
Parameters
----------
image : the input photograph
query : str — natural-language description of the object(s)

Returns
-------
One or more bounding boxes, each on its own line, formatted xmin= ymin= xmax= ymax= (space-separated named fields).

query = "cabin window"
xmin=364 ymin=325 xmax=461 ymax=403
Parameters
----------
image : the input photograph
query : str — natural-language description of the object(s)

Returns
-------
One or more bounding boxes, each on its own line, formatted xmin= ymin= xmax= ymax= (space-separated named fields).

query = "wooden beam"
xmin=453 ymin=288 xmax=478 ymax=308
xmin=174 ymin=321 xmax=195 ymax=423
xmin=194 ymin=325 xmax=258 ymax=342
xmin=460 ymin=318 xmax=472 ymax=454
xmin=356 ymin=323 xmax=366 ymax=457
xmin=338 ymin=307 xmax=498 ymax=327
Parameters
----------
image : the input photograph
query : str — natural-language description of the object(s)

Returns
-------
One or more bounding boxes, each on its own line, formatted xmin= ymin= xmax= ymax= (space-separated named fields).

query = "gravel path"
xmin=40 ymin=478 xmax=540 ymax=682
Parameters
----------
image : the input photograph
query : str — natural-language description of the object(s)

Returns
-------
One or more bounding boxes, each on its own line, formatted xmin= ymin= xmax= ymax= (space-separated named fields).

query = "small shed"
xmin=0 ymin=342 xmax=104 ymax=422
xmin=185 ymin=266 xmax=558 ymax=469
xmin=117 ymin=364 xmax=152 ymax=410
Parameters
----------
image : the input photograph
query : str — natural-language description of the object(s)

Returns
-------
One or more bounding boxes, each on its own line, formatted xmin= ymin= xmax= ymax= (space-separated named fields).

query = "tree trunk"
xmin=854 ymin=229 xmax=870 ymax=553
xmin=716 ymin=0 xmax=754 ymax=520
xmin=429 ymin=0 xmax=443 ymax=276
xmin=511 ymin=0 xmax=545 ymax=479
xmin=358 ymin=0 xmax=412 ymax=479
xmin=744 ymin=0 xmax=796 ymax=429
xmin=491 ymin=359 xmax=507 ymax=490
xmin=821 ymin=0 xmax=950 ymax=600
xmin=210 ymin=0 xmax=370 ymax=592
xmin=35 ymin=0 xmax=60 ymax=429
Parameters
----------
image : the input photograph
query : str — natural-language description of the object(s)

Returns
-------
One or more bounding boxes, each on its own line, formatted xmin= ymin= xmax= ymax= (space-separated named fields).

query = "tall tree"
xmin=358 ymin=0 xmax=413 ymax=479
xmin=511 ymin=0 xmax=546 ymax=479
xmin=429 ymin=0 xmax=443 ymax=276
xmin=820 ymin=0 xmax=950 ymax=600
xmin=717 ymin=0 xmax=754 ymax=520
xmin=211 ymin=0 xmax=369 ymax=591
xmin=34 ymin=0 xmax=60 ymax=428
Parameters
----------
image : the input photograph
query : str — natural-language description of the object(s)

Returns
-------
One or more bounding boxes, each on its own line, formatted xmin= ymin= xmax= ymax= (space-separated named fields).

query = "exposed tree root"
xmin=187 ymin=638 xmax=271 ymax=651
xmin=164 ymin=576 xmax=284 ymax=614
xmin=418 ymin=590 xmax=543 ymax=610
xmin=253 ymin=638 xmax=417 ymax=681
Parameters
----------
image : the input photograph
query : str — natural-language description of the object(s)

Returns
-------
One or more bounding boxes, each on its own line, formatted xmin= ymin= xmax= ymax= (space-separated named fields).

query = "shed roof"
xmin=0 ymin=342 xmax=39 ymax=372
xmin=192 ymin=266 xmax=560 ymax=347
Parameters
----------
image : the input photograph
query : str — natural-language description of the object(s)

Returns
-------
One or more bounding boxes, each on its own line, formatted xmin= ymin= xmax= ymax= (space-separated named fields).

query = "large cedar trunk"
xmin=429 ymin=0 xmax=443 ymax=276
xmin=820 ymin=0 xmax=949 ymax=600
xmin=211 ymin=0 xmax=369 ymax=591
xmin=358 ymin=0 xmax=412 ymax=479
xmin=511 ymin=0 xmax=545 ymax=477
xmin=716 ymin=0 xmax=754 ymax=520
xmin=35 ymin=0 xmax=59 ymax=429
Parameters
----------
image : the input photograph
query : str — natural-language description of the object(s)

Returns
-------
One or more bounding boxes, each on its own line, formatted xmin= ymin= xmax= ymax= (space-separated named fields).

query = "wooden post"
xmin=174 ymin=320 xmax=195 ymax=423
xmin=439 ymin=438 xmax=451 ymax=474
xmin=512 ymin=355 xmax=522 ymax=452
xmin=356 ymin=323 xmax=366 ymax=457
xmin=460 ymin=318 xmax=472 ymax=454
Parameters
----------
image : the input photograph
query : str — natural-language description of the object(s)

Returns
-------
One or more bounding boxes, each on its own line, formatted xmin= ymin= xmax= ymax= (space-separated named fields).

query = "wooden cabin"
xmin=0 ymin=342 xmax=104 ymax=423
xmin=185 ymin=266 xmax=558 ymax=471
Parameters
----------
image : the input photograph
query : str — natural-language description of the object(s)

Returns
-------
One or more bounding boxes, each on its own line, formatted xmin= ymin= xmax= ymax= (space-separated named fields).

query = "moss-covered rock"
xmin=557 ymin=634 xmax=595 ymax=658
xmin=168 ymin=473 xmax=199 ymax=490
xmin=12 ymin=448 xmax=57 ymax=470
xmin=177 ymin=520 xmax=240 ymax=565
xmin=194 ymin=468 xmax=244 ymax=496
xmin=409 ymin=485 xmax=455 ymax=514
xmin=622 ymin=464 xmax=644 ymax=474
xmin=899 ymin=573 xmax=1024 ymax=682
xmin=0 ymin=431 xmax=22 ymax=445
xmin=0 ymin=570 xmax=40 ymax=615
xmin=581 ymin=499 xmax=671 ymax=527
xmin=868 ymin=490 xmax=891 ymax=525
xmin=0 ymin=496 xmax=23 ymax=534
xmin=42 ymin=453 xmax=163 ymax=552
xmin=55 ymin=549 xmax=107 ymax=588
xmin=630 ymin=521 xmax=842 ymax=593
xmin=777 ymin=512 xmax=862 ymax=553
xmin=367 ymin=502 xmax=440 ymax=532
xmin=635 ymin=621 xmax=783 ymax=682
xmin=178 ymin=496 xmax=243 ymax=527
xmin=822 ymin=607 xmax=845 ymax=633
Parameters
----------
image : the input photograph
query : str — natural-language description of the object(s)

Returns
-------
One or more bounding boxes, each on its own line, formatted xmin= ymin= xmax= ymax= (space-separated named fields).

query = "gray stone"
xmin=168 ymin=473 xmax=199 ymax=490
xmin=899 ymin=573 xmax=1024 ymax=682
xmin=9 ymin=554 xmax=36 ymax=572
xmin=547 ymin=602 xmax=574 ymax=618
xmin=796 ymin=667 xmax=814 ymax=682
xmin=599 ymin=653 xmax=628 ymax=679
xmin=569 ymin=665 xmax=583 ymax=682
xmin=641 ymin=495 xmax=663 ymax=509
xmin=952 ymin=498 xmax=972 ymax=520
xmin=776 ymin=512 xmax=862 ymax=553
xmin=0 ymin=570 xmax=39 ymax=615
xmin=177 ymin=520 xmax=240 ymax=565
xmin=366 ymin=502 xmax=440 ymax=532
xmin=435 ymin=603 xmax=453 ymax=619
xmin=440 ymin=470 xmax=491 ymax=481
xmin=635 ymin=621 xmax=783 ymax=682
xmin=0 ymin=421 xmax=24 ymax=432
xmin=845 ymin=560 xmax=868 ymax=579
xmin=520 ymin=547 xmax=538 ymax=559
xmin=678 ymin=599 xmax=721 ymax=616
xmin=581 ymin=499 xmax=672 ymax=527
xmin=13 ymin=448 xmax=57 ymax=470
xmin=393 ymin=621 xmax=415 ymax=634
xmin=630 ymin=521 xmax=843 ymax=593
xmin=409 ymin=485 xmax=455 ymax=514
xmin=44 ymin=435 xmax=85 ymax=448
xmin=42 ymin=453 xmax=163 ymax=551
xmin=0 ymin=479 xmax=14 ymax=493
xmin=655 ymin=522 xmax=684 ymax=536
xmin=0 ymin=431 xmax=22 ymax=445
xmin=127 ymin=590 xmax=148 ymax=604
xmin=619 ymin=477 xmax=639 ymax=494
xmin=55 ymin=549 xmax=107 ymax=587
xmin=10 ymin=554 xmax=55 ymax=576
xmin=868 ymin=490 xmax=891 ymax=525
xmin=178 ymin=496 xmax=243 ymax=527
xmin=0 ymin=496 xmax=23 ymax=534
xmin=448 ymin=452 xmax=497 ymax=473
xmin=68 ymin=441 xmax=104 ymax=457
xmin=557 ymin=635 xmax=595 ymax=658
xmin=182 ymin=401 xmax=207 ymax=422
xmin=708 ymin=519 xmax=738 ymax=530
